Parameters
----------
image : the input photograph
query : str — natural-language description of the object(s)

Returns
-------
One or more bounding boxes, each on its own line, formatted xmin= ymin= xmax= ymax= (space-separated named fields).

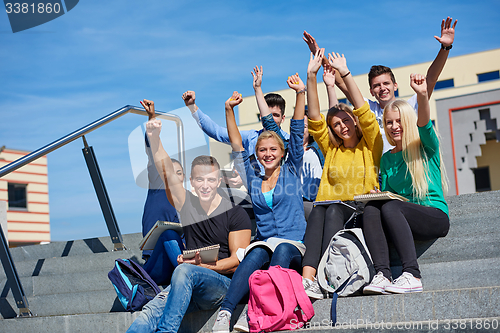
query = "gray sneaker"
xmin=233 ymin=310 xmax=249 ymax=332
xmin=302 ymin=277 xmax=325 ymax=300
xmin=212 ymin=310 xmax=231 ymax=333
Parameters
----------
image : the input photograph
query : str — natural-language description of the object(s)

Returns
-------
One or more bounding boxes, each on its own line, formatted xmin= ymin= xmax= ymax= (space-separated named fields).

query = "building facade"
xmin=0 ymin=147 xmax=50 ymax=247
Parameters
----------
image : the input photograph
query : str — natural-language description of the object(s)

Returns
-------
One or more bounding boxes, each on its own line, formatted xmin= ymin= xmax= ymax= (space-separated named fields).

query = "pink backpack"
xmin=247 ymin=266 xmax=315 ymax=332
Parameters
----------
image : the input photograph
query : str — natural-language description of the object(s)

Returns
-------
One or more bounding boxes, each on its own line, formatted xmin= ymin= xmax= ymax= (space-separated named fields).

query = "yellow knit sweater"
xmin=308 ymin=102 xmax=383 ymax=201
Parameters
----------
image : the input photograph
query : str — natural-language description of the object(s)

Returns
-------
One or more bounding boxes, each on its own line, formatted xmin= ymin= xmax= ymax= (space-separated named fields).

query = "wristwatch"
xmin=441 ymin=44 xmax=453 ymax=51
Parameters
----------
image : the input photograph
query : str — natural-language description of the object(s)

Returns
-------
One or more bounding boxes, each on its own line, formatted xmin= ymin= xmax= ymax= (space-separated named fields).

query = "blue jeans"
xmin=220 ymin=243 xmax=302 ymax=314
xmin=143 ymin=230 xmax=184 ymax=286
xmin=127 ymin=264 xmax=231 ymax=333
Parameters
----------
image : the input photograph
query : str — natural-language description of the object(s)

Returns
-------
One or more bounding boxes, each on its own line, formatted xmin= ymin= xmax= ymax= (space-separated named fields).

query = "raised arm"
xmin=426 ymin=17 xmax=457 ymax=98
xmin=141 ymin=99 xmax=186 ymax=210
xmin=303 ymin=31 xmax=353 ymax=104
xmin=184 ymin=90 xmax=231 ymax=144
xmin=323 ymin=64 xmax=339 ymax=108
xmin=251 ymin=66 xmax=272 ymax=119
xmin=286 ymin=73 xmax=306 ymax=120
xmin=328 ymin=52 xmax=364 ymax=110
xmin=306 ymin=49 xmax=324 ymax=121
xmin=410 ymin=74 xmax=430 ymax=127
xmin=225 ymin=91 xmax=245 ymax=152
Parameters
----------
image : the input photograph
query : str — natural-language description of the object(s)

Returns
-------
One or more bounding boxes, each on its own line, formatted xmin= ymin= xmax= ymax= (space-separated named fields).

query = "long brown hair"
xmin=326 ymin=103 xmax=363 ymax=148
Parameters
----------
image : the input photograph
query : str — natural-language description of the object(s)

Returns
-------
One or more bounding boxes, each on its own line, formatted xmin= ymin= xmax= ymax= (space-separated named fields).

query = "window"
xmin=434 ymin=78 xmax=454 ymax=90
xmin=394 ymin=89 xmax=399 ymax=98
xmin=477 ymin=70 xmax=500 ymax=83
xmin=8 ymin=183 xmax=27 ymax=209
xmin=473 ymin=167 xmax=491 ymax=192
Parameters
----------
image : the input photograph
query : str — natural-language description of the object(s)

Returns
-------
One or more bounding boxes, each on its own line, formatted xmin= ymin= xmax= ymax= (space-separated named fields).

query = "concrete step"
xmin=187 ymin=286 xmax=500 ymax=333
xmin=3 ymin=312 xmax=500 ymax=333
xmin=0 ymin=249 xmax=143 ymax=280
xmin=9 ymin=232 xmax=144 ymax=262
xmin=389 ymin=190 xmax=500 ymax=266
xmin=1 ymin=270 xmax=114 ymax=297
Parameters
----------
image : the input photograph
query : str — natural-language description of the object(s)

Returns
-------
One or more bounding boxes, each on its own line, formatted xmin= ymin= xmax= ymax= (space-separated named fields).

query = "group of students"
xmin=126 ymin=16 xmax=457 ymax=333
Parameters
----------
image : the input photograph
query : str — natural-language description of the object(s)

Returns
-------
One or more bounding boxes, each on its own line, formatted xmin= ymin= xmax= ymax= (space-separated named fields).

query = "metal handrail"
xmin=0 ymin=105 xmax=185 ymax=318
xmin=0 ymin=105 xmax=186 ymax=178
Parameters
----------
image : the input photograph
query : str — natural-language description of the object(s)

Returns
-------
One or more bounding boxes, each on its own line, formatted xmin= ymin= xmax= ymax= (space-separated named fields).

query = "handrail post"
xmin=82 ymin=136 xmax=126 ymax=251
xmin=0 ymin=224 xmax=33 ymax=317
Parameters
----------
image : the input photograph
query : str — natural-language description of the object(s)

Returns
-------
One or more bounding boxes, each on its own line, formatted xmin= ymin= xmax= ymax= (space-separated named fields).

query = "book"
xmin=139 ymin=220 xmax=183 ymax=251
xmin=353 ymin=191 xmax=409 ymax=203
xmin=182 ymin=244 xmax=220 ymax=263
xmin=312 ymin=200 xmax=359 ymax=211
xmin=236 ymin=237 xmax=306 ymax=262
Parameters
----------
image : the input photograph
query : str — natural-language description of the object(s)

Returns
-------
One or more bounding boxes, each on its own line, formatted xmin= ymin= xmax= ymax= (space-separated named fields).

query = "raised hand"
xmin=251 ymin=66 xmax=263 ymax=89
xmin=327 ymin=52 xmax=348 ymax=76
xmin=323 ymin=64 xmax=336 ymax=87
xmin=410 ymin=73 xmax=427 ymax=95
xmin=434 ymin=16 xmax=457 ymax=47
xmin=307 ymin=48 xmax=324 ymax=75
xmin=286 ymin=73 xmax=305 ymax=92
xmin=146 ymin=118 xmax=162 ymax=140
xmin=225 ymin=91 xmax=243 ymax=110
xmin=303 ymin=31 xmax=320 ymax=54
xmin=182 ymin=91 xmax=196 ymax=106
xmin=140 ymin=99 xmax=155 ymax=120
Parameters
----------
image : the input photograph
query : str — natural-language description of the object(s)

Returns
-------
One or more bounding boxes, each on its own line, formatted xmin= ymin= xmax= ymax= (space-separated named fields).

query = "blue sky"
xmin=1 ymin=0 xmax=500 ymax=242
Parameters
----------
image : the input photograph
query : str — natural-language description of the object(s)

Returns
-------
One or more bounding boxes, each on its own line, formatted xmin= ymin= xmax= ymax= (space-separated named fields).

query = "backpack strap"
xmin=286 ymin=268 xmax=315 ymax=321
xmin=330 ymin=292 xmax=338 ymax=324
xmin=257 ymin=266 xmax=296 ymax=332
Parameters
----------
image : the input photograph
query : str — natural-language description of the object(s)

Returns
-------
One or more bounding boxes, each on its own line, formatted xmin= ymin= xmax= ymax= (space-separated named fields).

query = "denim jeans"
xmin=143 ymin=230 xmax=184 ymax=286
xmin=219 ymin=243 xmax=302 ymax=314
xmin=126 ymin=263 xmax=231 ymax=333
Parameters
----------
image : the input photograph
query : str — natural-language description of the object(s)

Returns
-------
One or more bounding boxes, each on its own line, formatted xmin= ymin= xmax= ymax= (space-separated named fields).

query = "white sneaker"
xmin=363 ymin=272 xmax=391 ymax=295
xmin=385 ymin=272 xmax=423 ymax=294
xmin=212 ymin=310 xmax=231 ymax=333
xmin=302 ymin=277 xmax=325 ymax=300
xmin=233 ymin=310 xmax=249 ymax=332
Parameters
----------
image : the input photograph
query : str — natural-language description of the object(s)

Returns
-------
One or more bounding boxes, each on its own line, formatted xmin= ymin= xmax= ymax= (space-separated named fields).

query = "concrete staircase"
xmin=1 ymin=190 xmax=499 ymax=332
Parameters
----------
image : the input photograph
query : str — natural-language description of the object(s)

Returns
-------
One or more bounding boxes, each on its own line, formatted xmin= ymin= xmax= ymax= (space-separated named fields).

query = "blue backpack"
xmin=108 ymin=258 xmax=161 ymax=312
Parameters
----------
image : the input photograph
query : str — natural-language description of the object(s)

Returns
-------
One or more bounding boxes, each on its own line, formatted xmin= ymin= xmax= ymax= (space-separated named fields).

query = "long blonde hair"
xmin=383 ymin=100 xmax=448 ymax=200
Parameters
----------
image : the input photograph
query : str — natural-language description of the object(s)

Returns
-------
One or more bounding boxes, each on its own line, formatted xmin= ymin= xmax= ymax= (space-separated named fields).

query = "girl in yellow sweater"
xmin=302 ymin=49 xmax=383 ymax=299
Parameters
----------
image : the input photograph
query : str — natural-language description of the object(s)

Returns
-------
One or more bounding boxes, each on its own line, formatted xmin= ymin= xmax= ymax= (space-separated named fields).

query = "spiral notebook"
xmin=182 ymin=244 xmax=220 ymax=263
xmin=353 ymin=191 xmax=409 ymax=203
xmin=139 ymin=221 xmax=183 ymax=251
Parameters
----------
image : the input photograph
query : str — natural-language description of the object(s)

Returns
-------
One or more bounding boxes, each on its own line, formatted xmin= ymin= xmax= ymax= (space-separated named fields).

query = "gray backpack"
xmin=317 ymin=228 xmax=375 ymax=296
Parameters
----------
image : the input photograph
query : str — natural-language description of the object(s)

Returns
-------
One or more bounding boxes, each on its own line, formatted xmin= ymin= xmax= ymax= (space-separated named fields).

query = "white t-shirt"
xmin=301 ymin=148 xmax=323 ymax=201
xmin=365 ymin=94 xmax=418 ymax=153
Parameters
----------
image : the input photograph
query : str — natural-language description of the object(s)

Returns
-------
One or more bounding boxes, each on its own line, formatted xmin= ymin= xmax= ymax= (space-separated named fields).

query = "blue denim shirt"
xmin=192 ymin=108 xmax=290 ymax=167
xmin=261 ymin=114 xmax=322 ymax=201
xmin=233 ymin=118 xmax=306 ymax=242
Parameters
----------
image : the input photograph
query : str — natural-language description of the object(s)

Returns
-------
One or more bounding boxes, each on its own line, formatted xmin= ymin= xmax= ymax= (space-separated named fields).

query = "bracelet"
xmin=340 ymin=71 xmax=351 ymax=79
xmin=297 ymin=88 xmax=307 ymax=94
xmin=441 ymin=44 xmax=452 ymax=51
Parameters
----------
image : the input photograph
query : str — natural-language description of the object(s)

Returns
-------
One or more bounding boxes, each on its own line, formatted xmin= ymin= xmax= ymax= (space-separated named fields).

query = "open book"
xmin=353 ymin=191 xmax=409 ymax=203
xmin=182 ymin=244 xmax=220 ymax=263
xmin=139 ymin=221 xmax=183 ymax=251
xmin=312 ymin=200 xmax=359 ymax=211
xmin=236 ymin=237 xmax=306 ymax=262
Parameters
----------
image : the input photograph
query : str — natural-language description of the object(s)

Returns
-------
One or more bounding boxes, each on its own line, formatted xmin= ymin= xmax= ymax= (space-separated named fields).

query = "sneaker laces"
xmin=371 ymin=272 xmax=387 ymax=285
xmin=392 ymin=272 xmax=414 ymax=286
